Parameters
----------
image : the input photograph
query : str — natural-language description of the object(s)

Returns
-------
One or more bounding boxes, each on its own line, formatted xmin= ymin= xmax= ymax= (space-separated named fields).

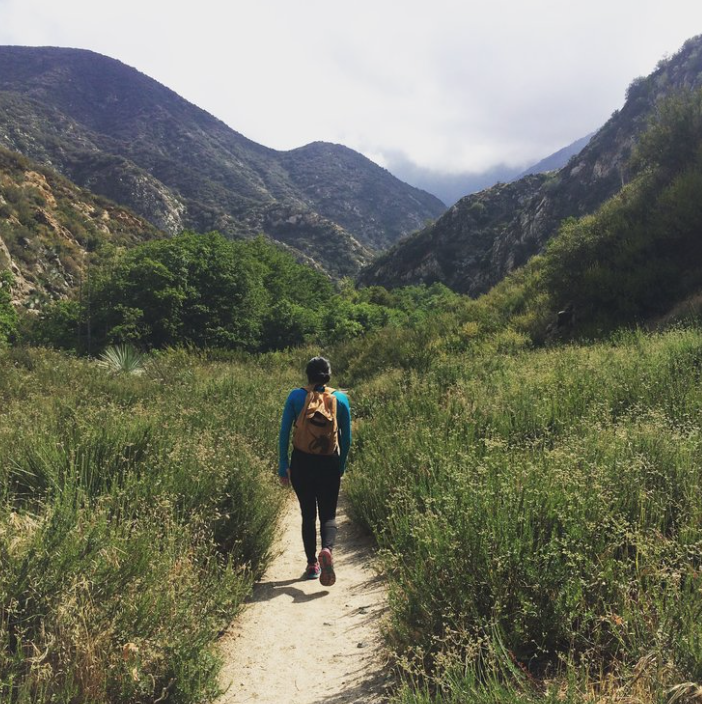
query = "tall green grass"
xmin=7 ymin=323 xmax=702 ymax=704
xmin=344 ymin=326 xmax=702 ymax=703
xmin=0 ymin=347 xmax=301 ymax=703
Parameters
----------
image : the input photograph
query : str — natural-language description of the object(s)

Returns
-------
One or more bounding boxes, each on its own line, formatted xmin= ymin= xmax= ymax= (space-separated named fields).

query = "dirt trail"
xmin=216 ymin=496 xmax=390 ymax=704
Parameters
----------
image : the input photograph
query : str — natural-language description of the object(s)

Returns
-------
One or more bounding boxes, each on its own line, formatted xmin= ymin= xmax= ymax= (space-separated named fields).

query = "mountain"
xmin=0 ymin=145 xmax=161 ymax=304
xmin=360 ymin=35 xmax=702 ymax=295
xmin=516 ymin=133 xmax=594 ymax=179
xmin=0 ymin=46 xmax=445 ymax=277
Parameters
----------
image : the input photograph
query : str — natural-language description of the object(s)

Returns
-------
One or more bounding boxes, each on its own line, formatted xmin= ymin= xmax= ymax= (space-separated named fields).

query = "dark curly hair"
xmin=306 ymin=356 xmax=331 ymax=385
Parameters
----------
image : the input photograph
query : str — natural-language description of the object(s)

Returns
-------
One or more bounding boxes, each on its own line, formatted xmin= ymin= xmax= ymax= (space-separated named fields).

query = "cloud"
xmin=0 ymin=0 xmax=701 ymax=174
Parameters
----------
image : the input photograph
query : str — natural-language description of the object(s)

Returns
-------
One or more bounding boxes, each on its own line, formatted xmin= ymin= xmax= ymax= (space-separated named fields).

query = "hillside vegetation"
xmin=4 ymin=327 xmax=702 ymax=702
xmin=403 ymin=86 xmax=702 ymax=347
xmin=0 ymin=146 xmax=161 ymax=305
xmin=24 ymin=232 xmax=461 ymax=353
xmin=339 ymin=326 xmax=702 ymax=703
xmin=22 ymin=85 xmax=700 ymax=357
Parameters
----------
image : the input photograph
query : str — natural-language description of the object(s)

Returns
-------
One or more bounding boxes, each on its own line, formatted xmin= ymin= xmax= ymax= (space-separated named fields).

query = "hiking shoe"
xmin=318 ymin=548 xmax=335 ymax=587
xmin=306 ymin=561 xmax=321 ymax=579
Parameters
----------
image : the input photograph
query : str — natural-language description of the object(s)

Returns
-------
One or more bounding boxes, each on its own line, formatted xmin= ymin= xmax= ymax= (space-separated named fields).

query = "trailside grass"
xmin=5 ymin=323 xmax=702 ymax=703
xmin=344 ymin=326 xmax=702 ymax=703
xmin=0 ymin=347 xmax=300 ymax=703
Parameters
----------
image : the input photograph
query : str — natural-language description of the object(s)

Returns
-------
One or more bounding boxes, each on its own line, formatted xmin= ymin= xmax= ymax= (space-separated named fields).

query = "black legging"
xmin=290 ymin=449 xmax=341 ymax=564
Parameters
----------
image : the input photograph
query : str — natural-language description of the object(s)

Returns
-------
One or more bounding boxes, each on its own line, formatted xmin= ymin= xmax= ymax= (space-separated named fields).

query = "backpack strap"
xmin=303 ymin=385 xmax=336 ymax=394
xmin=295 ymin=387 xmax=314 ymax=426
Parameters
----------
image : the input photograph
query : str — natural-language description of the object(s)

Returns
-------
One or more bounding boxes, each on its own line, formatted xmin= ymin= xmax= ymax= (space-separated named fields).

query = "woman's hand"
xmin=279 ymin=468 xmax=291 ymax=487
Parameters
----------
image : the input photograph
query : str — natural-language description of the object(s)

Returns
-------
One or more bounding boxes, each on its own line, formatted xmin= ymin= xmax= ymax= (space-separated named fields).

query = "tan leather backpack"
xmin=292 ymin=385 xmax=339 ymax=455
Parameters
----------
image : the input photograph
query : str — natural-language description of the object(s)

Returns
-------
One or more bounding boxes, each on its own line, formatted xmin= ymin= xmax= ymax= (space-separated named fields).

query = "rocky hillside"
xmin=0 ymin=145 xmax=161 ymax=305
xmin=280 ymin=141 xmax=444 ymax=249
xmin=0 ymin=46 xmax=445 ymax=277
xmin=360 ymin=34 xmax=702 ymax=295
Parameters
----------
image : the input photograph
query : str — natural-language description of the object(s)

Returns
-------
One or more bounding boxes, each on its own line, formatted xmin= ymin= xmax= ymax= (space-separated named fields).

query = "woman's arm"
xmin=335 ymin=392 xmax=352 ymax=475
xmin=278 ymin=392 xmax=297 ymax=479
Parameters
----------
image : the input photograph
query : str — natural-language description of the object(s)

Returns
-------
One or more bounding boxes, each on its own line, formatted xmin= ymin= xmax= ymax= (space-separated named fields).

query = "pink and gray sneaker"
xmin=318 ymin=548 xmax=335 ymax=587
xmin=306 ymin=561 xmax=321 ymax=579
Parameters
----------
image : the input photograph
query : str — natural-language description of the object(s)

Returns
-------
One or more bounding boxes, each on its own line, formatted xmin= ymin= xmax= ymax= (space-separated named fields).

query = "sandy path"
xmin=216 ymin=495 xmax=390 ymax=704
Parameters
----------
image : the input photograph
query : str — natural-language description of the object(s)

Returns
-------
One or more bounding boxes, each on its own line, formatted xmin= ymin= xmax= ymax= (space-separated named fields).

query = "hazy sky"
xmin=0 ymin=0 xmax=701 ymax=177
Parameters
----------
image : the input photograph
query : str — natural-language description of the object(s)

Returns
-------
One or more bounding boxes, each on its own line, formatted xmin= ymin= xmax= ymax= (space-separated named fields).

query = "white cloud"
xmin=0 ymin=0 xmax=701 ymax=174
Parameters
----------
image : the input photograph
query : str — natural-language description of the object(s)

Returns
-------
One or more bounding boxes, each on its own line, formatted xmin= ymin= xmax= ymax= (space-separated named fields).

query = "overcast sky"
xmin=0 ymin=0 xmax=701 ymax=179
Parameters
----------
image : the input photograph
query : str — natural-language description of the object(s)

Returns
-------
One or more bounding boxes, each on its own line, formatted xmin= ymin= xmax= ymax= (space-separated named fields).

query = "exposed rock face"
xmin=361 ymin=176 xmax=549 ymax=294
xmin=0 ymin=46 xmax=445 ymax=277
xmin=0 ymin=146 xmax=161 ymax=306
xmin=360 ymin=34 xmax=702 ymax=295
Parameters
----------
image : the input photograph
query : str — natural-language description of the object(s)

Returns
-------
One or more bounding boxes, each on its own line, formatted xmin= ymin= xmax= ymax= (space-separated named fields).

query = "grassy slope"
xmin=342 ymin=327 xmax=702 ymax=703
xmin=2 ymin=328 xmax=702 ymax=704
xmin=0 ymin=347 xmax=307 ymax=703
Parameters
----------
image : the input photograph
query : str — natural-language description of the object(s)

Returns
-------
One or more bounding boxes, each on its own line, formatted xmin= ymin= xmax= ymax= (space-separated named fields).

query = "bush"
xmin=0 ymin=271 xmax=17 ymax=345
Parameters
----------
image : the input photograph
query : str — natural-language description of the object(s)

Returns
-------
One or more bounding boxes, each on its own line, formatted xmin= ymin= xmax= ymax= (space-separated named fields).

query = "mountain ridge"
xmin=391 ymin=133 xmax=593 ymax=207
xmin=0 ymin=46 xmax=445 ymax=277
xmin=359 ymin=34 xmax=702 ymax=295
xmin=516 ymin=133 xmax=594 ymax=179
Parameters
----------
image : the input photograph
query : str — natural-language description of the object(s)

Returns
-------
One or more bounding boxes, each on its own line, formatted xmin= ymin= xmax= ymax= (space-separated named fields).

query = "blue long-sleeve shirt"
xmin=279 ymin=386 xmax=351 ymax=477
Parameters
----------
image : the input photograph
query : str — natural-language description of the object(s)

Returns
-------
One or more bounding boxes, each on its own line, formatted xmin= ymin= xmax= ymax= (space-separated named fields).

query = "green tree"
xmin=26 ymin=299 xmax=81 ymax=350
xmin=238 ymin=236 xmax=335 ymax=350
xmin=632 ymin=87 xmax=702 ymax=177
xmin=88 ymin=232 xmax=266 ymax=350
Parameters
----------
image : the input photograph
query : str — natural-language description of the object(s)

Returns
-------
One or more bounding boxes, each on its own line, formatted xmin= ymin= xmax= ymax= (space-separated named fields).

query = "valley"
xmin=2 ymin=27 xmax=702 ymax=704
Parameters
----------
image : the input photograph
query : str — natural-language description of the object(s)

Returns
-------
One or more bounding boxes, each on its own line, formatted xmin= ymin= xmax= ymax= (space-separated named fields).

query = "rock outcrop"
xmin=0 ymin=146 xmax=161 ymax=306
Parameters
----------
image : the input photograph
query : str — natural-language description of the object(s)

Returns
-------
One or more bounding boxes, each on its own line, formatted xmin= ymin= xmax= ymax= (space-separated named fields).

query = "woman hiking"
xmin=278 ymin=357 xmax=351 ymax=586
